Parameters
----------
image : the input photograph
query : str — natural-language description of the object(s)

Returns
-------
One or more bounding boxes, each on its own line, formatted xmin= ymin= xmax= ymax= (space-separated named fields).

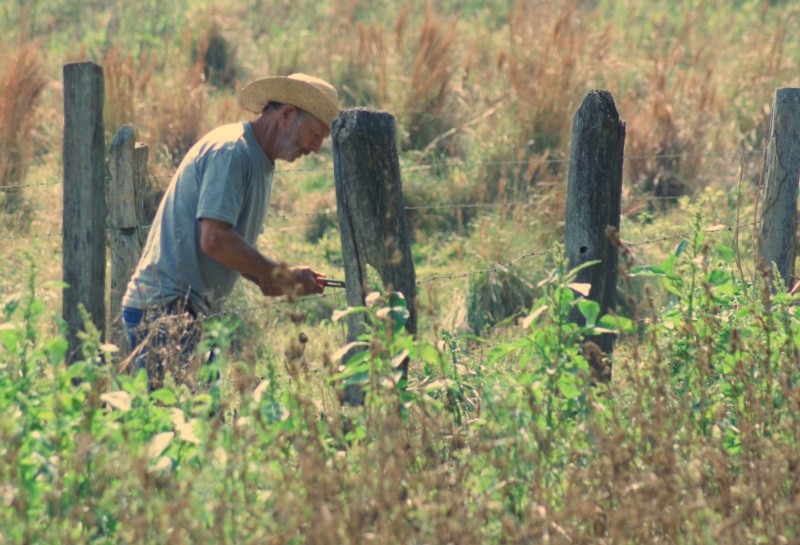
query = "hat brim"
xmin=238 ymin=75 xmax=340 ymax=127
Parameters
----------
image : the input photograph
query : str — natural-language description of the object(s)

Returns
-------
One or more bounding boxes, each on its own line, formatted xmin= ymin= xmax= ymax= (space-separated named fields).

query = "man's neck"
xmin=250 ymin=113 xmax=281 ymax=162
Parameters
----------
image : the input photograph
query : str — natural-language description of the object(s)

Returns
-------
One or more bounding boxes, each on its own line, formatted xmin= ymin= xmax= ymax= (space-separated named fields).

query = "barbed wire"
xmin=268 ymin=193 xmax=704 ymax=221
xmin=0 ymin=231 xmax=62 ymax=241
xmin=416 ymin=248 xmax=554 ymax=285
xmin=0 ymin=180 xmax=63 ymax=192
xmin=0 ymin=193 xmax=694 ymax=239
xmin=0 ymin=204 xmax=760 ymax=254
xmin=623 ymin=221 xmax=756 ymax=248
xmin=4 ymin=148 xmax=759 ymax=193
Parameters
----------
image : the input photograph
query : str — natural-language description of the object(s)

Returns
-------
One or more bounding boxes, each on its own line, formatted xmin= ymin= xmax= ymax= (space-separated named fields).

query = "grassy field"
xmin=2 ymin=0 xmax=800 ymax=543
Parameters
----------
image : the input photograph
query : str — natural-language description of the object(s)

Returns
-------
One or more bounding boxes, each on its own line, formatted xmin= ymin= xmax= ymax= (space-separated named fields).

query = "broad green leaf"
xmin=417 ymin=343 xmax=441 ymax=366
xmin=662 ymin=254 xmax=679 ymax=275
xmin=42 ymin=280 xmax=70 ymax=289
xmin=0 ymin=323 xmax=19 ymax=352
xmin=389 ymin=305 xmax=409 ymax=332
xmin=389 ymin=291 xmax=408 ymax=310
xmin=4 ymin=297 xmax=20 ymax=316
xmin=486 ymin=343 xmax=518 ymax=365
xmin=598 ymin=314 xmax=635 ymax=334
xmin=557 ymin=287 xmax=575 ymax=315
xmin=557 ymin=373 xmax=581 ymax=400
xmin=664 ymin=277 xmax=683 ymax=297
xmin=330 ymin=354 xmax=371 ymax=382
xmin=575 ymin=299 xmax=600 ymax=326
xmin=629 ymin=264 xmax=666 ymax=276
xmin=343 ymin=370 xmax=370 ymax=387
xmin=151 ymin=389 xmax=178 ymax=406
xmin=715 ymin=244 xmax=735 ymax=263
xmin=376 ymin=306 xmax=409 ymax=333
xmin=706 ymin=269 xmax=731 ymax=286
xmin=44 ymin=337 xmax=68 ymax=365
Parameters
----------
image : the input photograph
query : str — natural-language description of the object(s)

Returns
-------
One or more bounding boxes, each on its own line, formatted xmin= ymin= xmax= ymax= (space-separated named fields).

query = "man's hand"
xmin=200 ymin=218 xmax=325 ymax=297
xmin=253 ymin=265 xmax=325 ymax=297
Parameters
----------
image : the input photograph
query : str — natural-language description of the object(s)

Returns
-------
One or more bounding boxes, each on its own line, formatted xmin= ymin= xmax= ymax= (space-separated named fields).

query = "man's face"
xmin=275 ymin=109 xmax=330 ymax=162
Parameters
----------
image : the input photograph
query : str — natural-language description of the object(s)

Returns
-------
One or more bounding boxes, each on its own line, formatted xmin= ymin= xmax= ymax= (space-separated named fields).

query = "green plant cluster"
xmin=3 ymin=212 xmax=800 ymax=542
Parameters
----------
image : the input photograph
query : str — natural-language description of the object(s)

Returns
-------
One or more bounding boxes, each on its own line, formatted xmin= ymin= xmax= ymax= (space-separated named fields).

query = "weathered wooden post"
xmin=63 ymin=62 xmax=106 ymax=362
xmin=759 ymin=88 xmax=800 ymax=289
xmin=108 ymin=125 xmax=149 ymax=352
xmin=564 ymin=90 xmax=625 ymax=380
xmin=332 ymin=108 xmax=417 ymax=405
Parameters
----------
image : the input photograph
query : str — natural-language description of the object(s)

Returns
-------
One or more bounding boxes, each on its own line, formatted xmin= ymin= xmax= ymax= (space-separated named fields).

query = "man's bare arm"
xmin=199 ymin=218 xmax=324 ymax=296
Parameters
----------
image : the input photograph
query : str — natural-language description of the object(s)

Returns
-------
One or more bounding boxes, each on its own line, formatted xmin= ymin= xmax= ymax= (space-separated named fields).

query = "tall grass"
xmin=102 ymin=46 xmax=156 ymax=138
xmin=0 ymin=38 xmax=48 ymax=214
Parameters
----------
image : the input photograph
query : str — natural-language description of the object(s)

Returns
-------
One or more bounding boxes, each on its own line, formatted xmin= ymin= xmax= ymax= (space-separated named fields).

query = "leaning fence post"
xmin=564 ymin=90 xmax=625 ymax=379
xmin=759 ymin=88 xmax=800 ymax=289
xmin=108 ymin=125 xmax=148 ymax=353
xmin=63 ymin=62 xmax=106 ymax=363
xmin=332 ymin=108 xmax=417 ymax=405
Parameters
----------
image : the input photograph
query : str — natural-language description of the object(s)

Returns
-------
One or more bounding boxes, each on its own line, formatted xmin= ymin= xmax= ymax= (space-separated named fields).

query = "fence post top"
xmin=63 ymin=61 xmax=103 ymax=72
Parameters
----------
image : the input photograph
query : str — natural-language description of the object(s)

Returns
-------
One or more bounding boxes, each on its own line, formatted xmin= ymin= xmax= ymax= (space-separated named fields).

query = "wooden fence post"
xmin=108 ymin=125 xmax=148 ymax=352
xmin=759 ymin=88 xmax=800 ymax=289
xmin=332 ymin=108 xmax=417 ymax=405
xmin=62 ymin=62 xmax=106 ymax=362
xmin=564 ymin=90 xmax=625 ymax=379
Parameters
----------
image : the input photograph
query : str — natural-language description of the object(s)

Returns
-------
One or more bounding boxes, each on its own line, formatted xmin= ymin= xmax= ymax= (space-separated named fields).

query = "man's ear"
xmin=280 ymin=104 xmax=297 ymax=123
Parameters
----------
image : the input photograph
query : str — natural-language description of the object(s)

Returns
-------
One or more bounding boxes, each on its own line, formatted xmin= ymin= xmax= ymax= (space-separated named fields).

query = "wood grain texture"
xmin=565 ymin=90 xmax=625 ymax=362
xmin=62 ymin=62 xmax=107 ymax=362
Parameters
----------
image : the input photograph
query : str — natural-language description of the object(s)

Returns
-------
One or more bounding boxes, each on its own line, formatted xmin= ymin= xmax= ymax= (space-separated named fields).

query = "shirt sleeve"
xmin=195 ymin=147 xmax=249 ymax=227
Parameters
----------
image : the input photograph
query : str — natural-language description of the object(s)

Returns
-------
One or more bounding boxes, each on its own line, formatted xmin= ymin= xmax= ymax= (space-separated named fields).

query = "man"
xmin=121 ymin=73 xmax=340 ymax=384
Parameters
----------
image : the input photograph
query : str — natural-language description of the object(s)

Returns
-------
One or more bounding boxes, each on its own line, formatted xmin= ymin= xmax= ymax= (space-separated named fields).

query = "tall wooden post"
xmin=63 ymin=62 xmax=106 ymax=362
xmin=332 ymin=108 xmax=417 ymax=405
xmin=108 ymin=125 xmax=148 ymax=352
xmin=759 ymin=88 xmax=800 ymax=289
xmin=564 ymin=90 xmax=625 ymax=378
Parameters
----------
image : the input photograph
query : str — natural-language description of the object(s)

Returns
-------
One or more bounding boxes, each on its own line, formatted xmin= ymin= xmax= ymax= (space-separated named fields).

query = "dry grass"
xmin=102 ymin=46 xmax=157 ymax=140
xmin=398 ymin=7 xmax=460 ymax=152
xmin=147 ymin=33 xmax=210 ymax=168
xmin=506 ymin=2 xmax=603 ymax=153
xmin=0 ymin=38 xmax=48 ymax=213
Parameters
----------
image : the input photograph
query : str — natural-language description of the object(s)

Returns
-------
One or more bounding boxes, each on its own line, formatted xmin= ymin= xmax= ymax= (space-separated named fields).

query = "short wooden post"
xmin=332 ymin=108 xmax=417 ymax=405
xmin=759 ymin=88 xmax=800 ymax=289
xmin=564 ymin=90 xmax=625 ymax=378
xmin=63 ymin=62 xmax=106 ymax=362
xmin=108 ymin=125 xmax=148 ymax=352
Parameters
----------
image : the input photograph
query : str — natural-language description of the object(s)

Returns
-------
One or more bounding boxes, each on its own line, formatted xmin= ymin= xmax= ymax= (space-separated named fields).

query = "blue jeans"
xmin=122 ymin=300 xmax=213 ymax=389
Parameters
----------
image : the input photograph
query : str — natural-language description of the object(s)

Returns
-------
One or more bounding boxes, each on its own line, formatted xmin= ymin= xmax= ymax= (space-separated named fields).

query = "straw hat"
xmin=238 ymin=73 xmax=341 ymax=126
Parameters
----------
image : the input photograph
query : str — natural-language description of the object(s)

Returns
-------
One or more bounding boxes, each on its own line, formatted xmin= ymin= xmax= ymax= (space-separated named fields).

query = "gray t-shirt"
xmin=122 ymin=121 xmax=274 ymax=315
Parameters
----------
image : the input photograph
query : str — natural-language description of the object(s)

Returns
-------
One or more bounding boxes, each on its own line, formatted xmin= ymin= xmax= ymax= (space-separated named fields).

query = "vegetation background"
xmin=1 ymin=0 xmax=800 ymax=543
